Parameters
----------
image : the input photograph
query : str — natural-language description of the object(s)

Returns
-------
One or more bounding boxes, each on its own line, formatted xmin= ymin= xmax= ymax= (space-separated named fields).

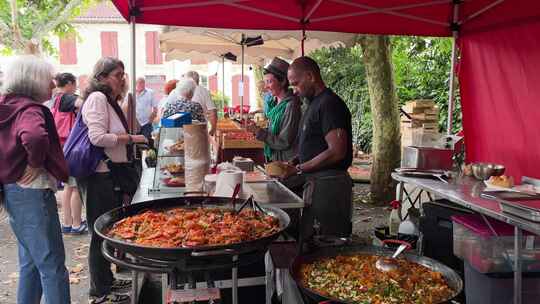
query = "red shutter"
xmin=59 ymin=35 xmax=77 ymax=65
xmin=101 ymin=32 xmax=118 ymax=58
xmin=78 ymin=75 xmax=88 ymax=94
xmin=145 ymin=31 xmax=162 ymax=65
xmin=191 ymin=58 xmax=207 ymax=65
xmin=232 ymin=75 xmax=241 ymax=106
xmin=209 ymin=75 xmax=218 ymax=93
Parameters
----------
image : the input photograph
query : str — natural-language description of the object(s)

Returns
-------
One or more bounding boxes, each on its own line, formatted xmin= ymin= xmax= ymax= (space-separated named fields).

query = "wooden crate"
xmin=222 ymin=138 xmax=264 ymax=149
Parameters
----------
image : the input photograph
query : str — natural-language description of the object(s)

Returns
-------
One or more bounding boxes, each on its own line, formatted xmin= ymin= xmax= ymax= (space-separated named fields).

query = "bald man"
xmin=285 ymin=56 xmax=353 ymax=240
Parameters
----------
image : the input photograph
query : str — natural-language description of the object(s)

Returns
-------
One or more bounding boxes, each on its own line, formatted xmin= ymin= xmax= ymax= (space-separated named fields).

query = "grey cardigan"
xmin=256 ymin=94 xmax=302 ymax=162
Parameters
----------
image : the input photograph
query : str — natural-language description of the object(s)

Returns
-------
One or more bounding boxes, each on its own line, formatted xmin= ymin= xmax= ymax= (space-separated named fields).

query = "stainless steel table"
xmin=392 ymin=173 xmax=540 ymax=304
xmin=132 ymin=167 xmax=304 ymax=209
xmin=131 ymin=167 xmax=304 ymax=304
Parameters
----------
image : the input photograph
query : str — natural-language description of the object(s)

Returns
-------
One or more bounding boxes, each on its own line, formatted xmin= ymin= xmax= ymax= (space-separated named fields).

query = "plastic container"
xmin=464 ymin=261 xmax=540 ymax=304
xmin=452 ymin=214 xmax=540 ymax=273
xmin=161 ymin=112 xmax=192 ymax=128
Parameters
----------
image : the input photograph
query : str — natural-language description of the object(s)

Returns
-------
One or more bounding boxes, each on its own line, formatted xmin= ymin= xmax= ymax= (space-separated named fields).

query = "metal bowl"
xmin=471 ymin=163 xmax=505 ymax=180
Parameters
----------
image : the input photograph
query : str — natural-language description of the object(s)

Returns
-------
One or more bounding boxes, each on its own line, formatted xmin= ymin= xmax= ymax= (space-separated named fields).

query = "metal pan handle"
xmin=191 ymin=248 xmax=238 ymax=257
xmin=381 ymin=239 xmax=412 ymax=250
xmin=183 ymin=191 xmax=208 ymax=196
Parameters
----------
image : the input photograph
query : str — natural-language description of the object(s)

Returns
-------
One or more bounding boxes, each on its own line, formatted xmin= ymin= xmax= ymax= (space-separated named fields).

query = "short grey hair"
xmin=176 ymin=78 xmax=197 ymax=100
xmin=185 ymin=71 xmax=200 ymax=85
xmin=1 ymin=55 xmax=54 ymax=102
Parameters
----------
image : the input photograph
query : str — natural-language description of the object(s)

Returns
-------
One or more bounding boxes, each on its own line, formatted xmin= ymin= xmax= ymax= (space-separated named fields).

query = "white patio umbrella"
xmin=159 ymin=27 xmax=358 ymax=119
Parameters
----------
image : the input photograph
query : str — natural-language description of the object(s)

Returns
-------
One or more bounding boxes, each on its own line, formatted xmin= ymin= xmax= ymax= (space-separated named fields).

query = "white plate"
xmin=484 ymin=181 xmax=540 ymax=194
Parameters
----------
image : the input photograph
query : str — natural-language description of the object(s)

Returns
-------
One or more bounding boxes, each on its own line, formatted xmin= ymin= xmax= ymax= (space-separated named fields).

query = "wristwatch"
xmin=295 ymin=164 xmax=303 ymax=175
xmin=127 ymin=135 xmax=133 ymax=145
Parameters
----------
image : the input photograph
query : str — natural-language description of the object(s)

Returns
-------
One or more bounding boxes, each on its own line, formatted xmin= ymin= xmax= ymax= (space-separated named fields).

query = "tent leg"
xmin=446 ymin=2 xmax=460 ymax=135
xmin=130 ymin=15 xmax=136 ymax=113
xmin=446 ymin=34 xmax=458 ymax=135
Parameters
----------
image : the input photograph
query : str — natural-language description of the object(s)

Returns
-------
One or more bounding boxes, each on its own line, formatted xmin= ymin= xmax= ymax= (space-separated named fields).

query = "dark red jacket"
xmin=0 ymin=94 xmax=68 ymax=184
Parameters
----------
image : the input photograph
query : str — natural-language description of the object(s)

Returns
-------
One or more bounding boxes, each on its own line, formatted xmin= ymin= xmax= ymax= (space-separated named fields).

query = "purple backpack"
xmin=63 ymin=107 xmax=104 ymax=178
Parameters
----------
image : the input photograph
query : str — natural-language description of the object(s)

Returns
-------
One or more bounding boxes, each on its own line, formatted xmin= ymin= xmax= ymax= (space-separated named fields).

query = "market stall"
xmin=215 ymin=118 xmax=265 ymax=165
xmin=109 ymin=1 xmax=540 ymax=303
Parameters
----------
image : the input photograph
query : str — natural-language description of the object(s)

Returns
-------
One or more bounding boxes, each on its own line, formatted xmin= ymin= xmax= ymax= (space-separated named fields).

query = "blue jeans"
xmin=4 ymin=183 xmax=71 ymax=304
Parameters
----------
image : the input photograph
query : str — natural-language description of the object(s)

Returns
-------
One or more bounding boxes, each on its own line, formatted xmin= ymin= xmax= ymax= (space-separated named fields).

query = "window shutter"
xmin=209 ymin=75 xmax=218 ymax=93
xmin=145 ymin=31 xmax=162 ymax=64
xmin=59 ymin=35 xmax=77 ymax=65
xmin=101 ymin=32 xmax=118 ymax=58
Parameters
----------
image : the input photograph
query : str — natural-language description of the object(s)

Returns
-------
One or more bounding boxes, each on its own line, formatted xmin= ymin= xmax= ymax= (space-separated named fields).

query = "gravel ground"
xmin=0 ymin=183 xmax=388 ymax=304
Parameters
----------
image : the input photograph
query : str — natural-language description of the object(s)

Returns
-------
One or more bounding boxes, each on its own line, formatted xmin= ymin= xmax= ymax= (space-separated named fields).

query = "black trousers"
xmin=282 ymin=169 xmax=353 ymax=241
xmin=138 ymin=123 xmax=154 ymax=147
xmin=77 ymin=172 xmax=121 ymax=297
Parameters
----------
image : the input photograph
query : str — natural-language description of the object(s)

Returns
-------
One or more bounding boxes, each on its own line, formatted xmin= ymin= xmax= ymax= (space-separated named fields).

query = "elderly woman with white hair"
xmin=162 ymin=78 xmax=206 ymax=122
xmin=0 ymin=56 xmax=71 ymax=303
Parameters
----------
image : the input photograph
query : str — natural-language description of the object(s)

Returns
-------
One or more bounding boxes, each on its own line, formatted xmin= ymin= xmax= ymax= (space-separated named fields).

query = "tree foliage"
xmin=310 ymin=36 xmax=462 ymax=152
xmin=0 ymin=0 xmax=97 ymax=55
xmin=310 ymin=45 xmax=373 ymax=152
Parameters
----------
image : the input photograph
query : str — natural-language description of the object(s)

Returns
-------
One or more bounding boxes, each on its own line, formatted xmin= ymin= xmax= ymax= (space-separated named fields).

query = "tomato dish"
xmin=107 ymin=207 xmax=280 ymax=247
xmin=300 ymin=254 xmax=453 ymax=304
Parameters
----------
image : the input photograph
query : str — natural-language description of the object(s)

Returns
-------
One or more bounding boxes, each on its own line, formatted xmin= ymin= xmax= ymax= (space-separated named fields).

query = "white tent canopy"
xmin=159 ymin=27 xmax=359 ymax=64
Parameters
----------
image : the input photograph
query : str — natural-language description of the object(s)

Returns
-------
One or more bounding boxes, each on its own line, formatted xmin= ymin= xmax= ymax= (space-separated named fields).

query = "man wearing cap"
xmin=247 ymin=57 xmax=302 ymax=162
xmin=285 ymin=56 xmax=354 ymax=241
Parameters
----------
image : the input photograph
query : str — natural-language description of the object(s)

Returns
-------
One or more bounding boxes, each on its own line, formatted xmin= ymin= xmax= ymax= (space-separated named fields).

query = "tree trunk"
xmin=253 ymin=65 xmax=264 ymax=109
xmin=358 ymin=35 xmax=401 ymax=204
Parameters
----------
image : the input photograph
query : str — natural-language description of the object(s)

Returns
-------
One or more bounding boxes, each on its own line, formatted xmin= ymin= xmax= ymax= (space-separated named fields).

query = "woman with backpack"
xmin=51 ymin=72 xmax=87 ymax=234
xmin=0 ymin=55 xmax=71 ymax=304
xmin=75 ymin=57 xmax=146 ymax=304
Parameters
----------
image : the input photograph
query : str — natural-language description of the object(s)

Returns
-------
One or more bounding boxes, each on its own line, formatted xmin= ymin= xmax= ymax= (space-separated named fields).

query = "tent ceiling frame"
xmin=134 ymin=0 xmax=511 ymax=36
xmin=316 ymin=0 xmax=450 ymax=26
xmin=137 ymin=0 xmax=453 ymax=29
xmin=305 ymin=0 xmax=323 ymax=21
xmin=459 ymin=0 xmax=505 ymax=26
xmin=140 ymin=0 xmax=250 ymax=12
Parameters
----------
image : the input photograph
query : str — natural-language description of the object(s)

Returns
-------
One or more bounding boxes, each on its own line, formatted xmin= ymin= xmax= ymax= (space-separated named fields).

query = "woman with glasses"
xmin=77 ymin=57 xmax=146 ymax=304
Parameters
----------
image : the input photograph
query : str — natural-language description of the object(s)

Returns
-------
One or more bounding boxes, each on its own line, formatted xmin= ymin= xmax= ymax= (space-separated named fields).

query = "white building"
xmin=48 ymin=2 xmax=256 ymax=108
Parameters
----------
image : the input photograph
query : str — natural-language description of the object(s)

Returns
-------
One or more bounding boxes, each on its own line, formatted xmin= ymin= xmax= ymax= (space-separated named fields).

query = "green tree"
xmin=310 ymin=45 xmax=373 ymax=152
xmin=358 ymin=35 xmax=401 ymax=204
xmin=0 ymin=0 xmax=97 ymax=55
xmin=392 ymin=36 xmax=461 ymax=133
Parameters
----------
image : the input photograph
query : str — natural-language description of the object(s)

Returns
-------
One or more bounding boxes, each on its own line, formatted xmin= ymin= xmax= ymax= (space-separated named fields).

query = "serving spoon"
xmin=375 ymin=240 xmax=411 ymax=272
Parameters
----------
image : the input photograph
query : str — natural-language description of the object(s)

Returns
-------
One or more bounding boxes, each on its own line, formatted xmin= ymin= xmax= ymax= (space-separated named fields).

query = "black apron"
xmin=283 ymin=169 xmax=353 ymax=241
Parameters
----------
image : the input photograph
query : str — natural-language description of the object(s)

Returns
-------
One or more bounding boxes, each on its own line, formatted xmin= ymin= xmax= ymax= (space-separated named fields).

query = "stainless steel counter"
xmin=392 ymin=172 xmax=540 ymax=304
xmin=132 ymin=167 xmax=304 ymax=209
xmin=391 ymin=173 xmax=540 ymax=235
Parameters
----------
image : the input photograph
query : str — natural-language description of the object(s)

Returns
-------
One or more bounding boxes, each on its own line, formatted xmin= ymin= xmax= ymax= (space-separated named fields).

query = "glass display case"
xmin=150 ymin=126 xmax=185 ymax=193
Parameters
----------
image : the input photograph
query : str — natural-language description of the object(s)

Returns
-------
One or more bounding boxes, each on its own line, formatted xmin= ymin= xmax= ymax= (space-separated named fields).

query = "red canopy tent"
xmin=111 ymin=0 xmax=540 ymax=181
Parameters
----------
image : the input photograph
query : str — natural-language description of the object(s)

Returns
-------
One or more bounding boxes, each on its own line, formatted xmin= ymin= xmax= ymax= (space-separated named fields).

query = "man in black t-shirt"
xmin=285 ymin=56 xmax=353 ymax=240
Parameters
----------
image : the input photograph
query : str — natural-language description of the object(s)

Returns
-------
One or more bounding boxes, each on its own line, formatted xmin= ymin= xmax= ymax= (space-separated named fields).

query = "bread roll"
xmin=489 ymin=175 xmax=514 ymax=188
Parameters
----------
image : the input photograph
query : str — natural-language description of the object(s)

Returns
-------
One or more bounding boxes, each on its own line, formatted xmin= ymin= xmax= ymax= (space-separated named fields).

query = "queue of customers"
xmin=0 ymin=54 xmax=354 ymax=304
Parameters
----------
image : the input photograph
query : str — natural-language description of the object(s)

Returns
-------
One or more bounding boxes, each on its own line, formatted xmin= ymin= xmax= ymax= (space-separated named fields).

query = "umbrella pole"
xmin=222 ymin=56 xmax=226 ymax=109
xmin=241 ymin=34 xmax=245 ymax=127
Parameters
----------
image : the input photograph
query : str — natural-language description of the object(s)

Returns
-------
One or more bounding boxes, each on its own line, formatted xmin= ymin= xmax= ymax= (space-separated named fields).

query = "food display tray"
xmin=499 ymin=200 xmax=540 ymax=223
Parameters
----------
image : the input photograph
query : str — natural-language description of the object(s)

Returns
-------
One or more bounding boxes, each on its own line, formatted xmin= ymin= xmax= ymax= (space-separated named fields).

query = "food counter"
xmin=132 ymin=167 xmax=304 ymax=209
xmin=392 ymin=173 xmax=540 ymax=304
